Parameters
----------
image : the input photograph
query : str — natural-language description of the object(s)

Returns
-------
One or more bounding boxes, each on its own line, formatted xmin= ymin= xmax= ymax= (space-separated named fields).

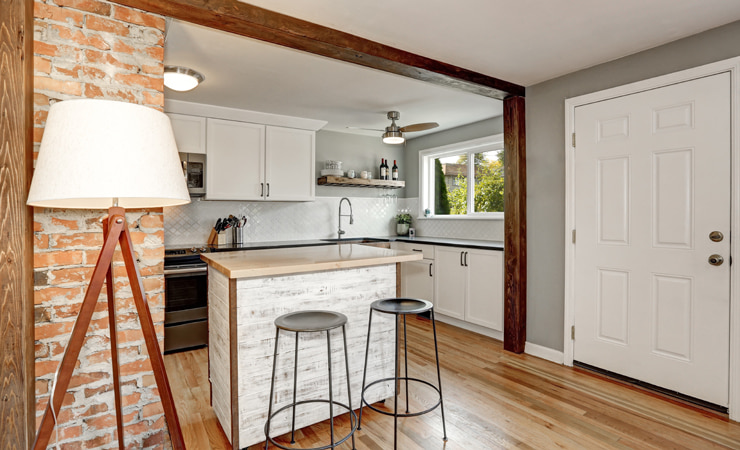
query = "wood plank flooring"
xmin=164 ymin=316 xmax=740 ymax=449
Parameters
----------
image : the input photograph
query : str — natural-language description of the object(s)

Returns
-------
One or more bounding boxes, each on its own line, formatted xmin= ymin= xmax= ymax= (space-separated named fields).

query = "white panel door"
xmin=574 ymin=73 xmax=731 ymax=406
xmin=207 ymin=119 xmax=265 ymax=200
xmin=401 ymin=259 xmax=434 ymax=304
xmin=167 ymin=113 xmax=206 ymax=154
xmin=264 ymin=126 xmax=315 ymax=201
xmin=465 ymin=249 xmax=503 ymax=331
xmin=434 ymin=247 xmax=466 ymax=319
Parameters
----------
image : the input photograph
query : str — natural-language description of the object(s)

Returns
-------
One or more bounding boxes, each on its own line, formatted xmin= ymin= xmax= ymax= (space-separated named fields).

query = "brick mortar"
xmin=32 ymin=0 xmax=170 ymax=447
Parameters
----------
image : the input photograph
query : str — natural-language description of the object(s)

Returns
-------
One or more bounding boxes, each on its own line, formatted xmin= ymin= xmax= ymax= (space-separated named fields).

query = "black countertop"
xmin=187 ymin=236 xmax=504 ymax=252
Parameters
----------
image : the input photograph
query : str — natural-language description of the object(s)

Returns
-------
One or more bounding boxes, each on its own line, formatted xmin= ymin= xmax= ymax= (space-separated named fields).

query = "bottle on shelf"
xmin=392 ymin=160 xmax=399 ymax=181
xmin=380 ymin=158 xmax=387 ymax=180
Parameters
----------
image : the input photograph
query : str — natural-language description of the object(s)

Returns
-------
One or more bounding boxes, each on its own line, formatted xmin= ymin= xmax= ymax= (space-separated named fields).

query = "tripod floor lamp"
xmin=27 ymin=99 xmax=191 ymax=449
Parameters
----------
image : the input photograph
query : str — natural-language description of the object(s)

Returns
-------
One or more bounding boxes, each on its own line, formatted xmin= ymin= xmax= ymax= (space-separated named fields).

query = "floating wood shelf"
xmin=317 ymin=176 xmax=405 ymax=189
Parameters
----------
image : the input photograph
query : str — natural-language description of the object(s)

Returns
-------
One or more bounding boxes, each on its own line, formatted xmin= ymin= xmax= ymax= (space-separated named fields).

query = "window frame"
xmin=418 ymin=134 xmax=505 ymax=220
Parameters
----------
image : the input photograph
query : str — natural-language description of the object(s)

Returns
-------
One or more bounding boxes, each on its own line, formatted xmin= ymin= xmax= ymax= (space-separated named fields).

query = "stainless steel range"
xmin=163 ymin=245 xmax=210 ymax=353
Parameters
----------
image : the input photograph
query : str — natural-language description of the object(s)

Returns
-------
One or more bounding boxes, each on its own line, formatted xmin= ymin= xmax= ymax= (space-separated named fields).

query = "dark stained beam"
xmin=503 ymin=96 xmax=526 ymax=353
xmin=110 ymin=0 xmax=524 ymax=99
xmin=0 ymin=0 xmax=36 ymax=446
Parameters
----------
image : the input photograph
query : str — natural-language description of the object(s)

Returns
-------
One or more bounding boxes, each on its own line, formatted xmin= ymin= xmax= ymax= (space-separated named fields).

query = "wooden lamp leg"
xmin=103 ymin=217 xmax=125 ymax=449
xmin=35 ymin=207 xmax=185 ymax=450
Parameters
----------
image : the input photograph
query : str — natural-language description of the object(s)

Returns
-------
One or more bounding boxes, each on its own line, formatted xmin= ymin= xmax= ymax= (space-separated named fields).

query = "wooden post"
xmin=0 ymin=0 xmax=35 ymax=446
xmin=503 ymin=96 xmax=527 ymax=353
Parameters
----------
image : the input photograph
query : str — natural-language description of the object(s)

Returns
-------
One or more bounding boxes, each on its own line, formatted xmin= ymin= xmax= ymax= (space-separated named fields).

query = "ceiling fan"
xmin=350 ymin=111 xmax=439 ymax=145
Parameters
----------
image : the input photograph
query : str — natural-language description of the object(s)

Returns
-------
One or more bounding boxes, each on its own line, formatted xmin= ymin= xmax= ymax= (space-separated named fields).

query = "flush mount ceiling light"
xmin=164 ymin=65 xmax=205 ymax=92
xmin=382 ymin=128 xmax=405 ymax=144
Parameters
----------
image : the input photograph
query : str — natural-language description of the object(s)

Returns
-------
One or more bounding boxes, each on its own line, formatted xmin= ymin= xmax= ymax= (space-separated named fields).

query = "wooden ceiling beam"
xmin=111 ymin=0 xmax=525 ymax=99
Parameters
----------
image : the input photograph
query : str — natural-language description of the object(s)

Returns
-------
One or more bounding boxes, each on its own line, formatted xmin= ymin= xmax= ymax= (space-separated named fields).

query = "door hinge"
xmin=572 ymin=229 xmax=576 ymax=244
xmin=571 ymin=325 xmax=575 ymax=340
xmin=572 ymin=132 xmax=576 ymax=148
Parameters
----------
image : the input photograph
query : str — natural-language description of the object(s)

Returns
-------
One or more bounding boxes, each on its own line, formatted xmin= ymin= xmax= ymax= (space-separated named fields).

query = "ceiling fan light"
xmin=164 ymin=66 xmax=205 ymax=92
xmin=382 ymin=130 xmax=404 ymax=144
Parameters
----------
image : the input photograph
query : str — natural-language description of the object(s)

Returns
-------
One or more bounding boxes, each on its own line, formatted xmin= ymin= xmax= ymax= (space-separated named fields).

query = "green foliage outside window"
xmin=434 ymin=159 xmax=451 ymax=215
xmin=448 ymin=152 xmax=504 ymax=214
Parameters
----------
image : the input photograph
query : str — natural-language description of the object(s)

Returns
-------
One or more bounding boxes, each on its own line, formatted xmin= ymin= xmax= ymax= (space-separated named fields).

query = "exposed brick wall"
xmin=32 ymin=0 xmax=170 ymax=448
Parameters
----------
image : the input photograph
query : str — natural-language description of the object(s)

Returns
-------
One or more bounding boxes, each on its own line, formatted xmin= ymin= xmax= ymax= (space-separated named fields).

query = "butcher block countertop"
xmin=200 ymin=243 xmax=422 ymax=279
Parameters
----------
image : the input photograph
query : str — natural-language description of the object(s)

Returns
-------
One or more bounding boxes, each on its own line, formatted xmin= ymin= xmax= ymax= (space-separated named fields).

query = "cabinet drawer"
xmin=392 ymin=241 xmax=435 ymax=259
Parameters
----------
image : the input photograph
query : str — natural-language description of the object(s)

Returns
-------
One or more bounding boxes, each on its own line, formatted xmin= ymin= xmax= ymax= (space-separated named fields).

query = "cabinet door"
xmin=264 ymin=126 xmax=315 ymax=201
xmin=206 ymin=119 xmax=265 ymax=200
xmin=401 ymin=259 xmax=434 ymax=304
xmin=433 ymin=247 xmax=466 ymax=319
xmin=167 ymin=113 xmax=206 ymax=154
xmin=465 ymin=249 xmax=504 ymax=331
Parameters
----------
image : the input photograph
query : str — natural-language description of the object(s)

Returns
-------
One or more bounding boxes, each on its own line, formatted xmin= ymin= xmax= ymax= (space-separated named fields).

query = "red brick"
xmin=69 ymin=371 xmax=109 ymax=389
xmin=142 ymin=401 xmax=163 ymax=418
xmin=84 ymin=383 xmax=112 ymax=398
xmin=36 ymin=379 xmax=49 ymax=396
xmin=33 ymin=109 xmax=48 ymax=126
xmin=34 ymin=56 xmax=52 ymax=74
xmin=139 ymin=214 xmax=163 ymax=229
xmin=113 ymin=73 xmax=162 ymax=91
xmin=120 ymin=359 xmax=151 ymax=376
xmin=53 ymin=302 xmax=82 ymax=319
xmin=34 ymin=76 xmax=83 ymax=96
xmin=84 ymin=413 xmax=116 ymax=430
xmin=35 ymin=342 xmax=49 ymax=359
xmin=49 ymin=266 xmax=93 ymax=284
xmin=142 ymin=276 xmax=163 ymax=292
xmin=86 ymin=15 xmax=129 ymax=36
xmin=144 ymin=46 xmax=163 ymax=60
xmin=139 ymin=263 xmax=162 ymax=277
xmin=142 ymin=90 xmax=163 ymax=106
xmin=34 ymin=93 xmax=51 ymax=106
xmin=121 ymin=392 xmax=141 ymax=407
xmin=140 ymin=63 xmax=162 ymax=76
xmin=55 ymin=0 xmax=111 ymax=16
xmin=58 ymin=425 xmax=83 ymax=441
xmin=36 ymin=321 xmax=74 ymax=340
xmin=34 ymin=2 xmax=85 ymax=27
xmin=113 ymin=5 xmax=165 ymax=30
xmin=112 ymin=39 xmax=134 ymax=53
xmin=82 ymin=433 xmax=113 ymax=449
xmin=35 ymin=360 xmax=59 ymax=378
xmin=34 ymin=286 xmax=82 ymax=305
xmin=52 ymin=232 xmax=103 ymax=248
xmin=34 ymin=250 xmax=84 ymax=267
xmin=32 ymin=126 xmax=45 ymax=145
xmin=142 ymin=430 xmax=165 ymax=447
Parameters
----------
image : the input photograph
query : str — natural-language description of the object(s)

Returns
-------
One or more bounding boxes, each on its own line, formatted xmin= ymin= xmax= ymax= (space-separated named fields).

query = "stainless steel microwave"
xmin=179 ymin=152 xmax=206 ymax=197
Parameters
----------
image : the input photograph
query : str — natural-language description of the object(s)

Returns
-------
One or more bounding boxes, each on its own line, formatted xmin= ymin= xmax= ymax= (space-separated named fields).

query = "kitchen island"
xmin=201 ymin=244 xmax=422 ymax=449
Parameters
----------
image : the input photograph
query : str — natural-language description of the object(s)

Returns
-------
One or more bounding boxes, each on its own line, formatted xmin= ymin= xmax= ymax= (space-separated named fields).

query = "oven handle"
xmin=164 ymin=266 xmax=208 ymax=276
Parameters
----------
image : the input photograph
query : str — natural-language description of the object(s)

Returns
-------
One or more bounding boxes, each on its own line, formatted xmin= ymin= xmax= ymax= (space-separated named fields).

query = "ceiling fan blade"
xmin=399 ymin=122 xmax=439 ymax=133
xmin=346 ymin=126 xmax=384 ymax=132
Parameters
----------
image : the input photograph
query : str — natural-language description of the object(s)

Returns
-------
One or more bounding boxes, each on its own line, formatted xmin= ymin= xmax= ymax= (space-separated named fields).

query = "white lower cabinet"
xmin=400 ymin=259 xmax=434 ymax=302
xmin=434 ymin=246 xmax=503 ymax=331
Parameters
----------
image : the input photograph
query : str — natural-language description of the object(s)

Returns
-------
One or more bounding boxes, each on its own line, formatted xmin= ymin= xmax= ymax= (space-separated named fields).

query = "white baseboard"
xmin=524 ymin=342 xmax=564 ymax=364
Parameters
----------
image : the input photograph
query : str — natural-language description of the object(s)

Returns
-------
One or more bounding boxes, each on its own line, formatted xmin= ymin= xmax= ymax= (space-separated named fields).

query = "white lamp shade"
xmin=28 ymin=99 xmax=191 ymax=209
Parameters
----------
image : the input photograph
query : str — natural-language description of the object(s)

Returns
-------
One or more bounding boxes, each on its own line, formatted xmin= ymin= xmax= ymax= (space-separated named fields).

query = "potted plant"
xmin=395 ymin=212 xmax=413 ymax=236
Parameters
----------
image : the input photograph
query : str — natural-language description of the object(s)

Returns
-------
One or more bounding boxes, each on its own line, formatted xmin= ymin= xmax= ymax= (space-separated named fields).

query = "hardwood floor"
xmin=164 ymin=316 xmax=740 ymax=449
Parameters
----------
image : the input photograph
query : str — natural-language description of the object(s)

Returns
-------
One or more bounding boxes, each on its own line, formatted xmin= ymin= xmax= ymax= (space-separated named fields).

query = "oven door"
xmin=164 ymin=265 xmax=208 ymax=353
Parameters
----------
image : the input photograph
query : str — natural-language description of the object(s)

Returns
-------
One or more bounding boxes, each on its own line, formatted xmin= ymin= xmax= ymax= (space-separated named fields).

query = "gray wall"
xmin=527 ymin=20 xmax=740 ymax=351
xmin=315 ymin=130 xmax=405 ymax=198
xmin=404 ymin=117 xmax=504 ymax=197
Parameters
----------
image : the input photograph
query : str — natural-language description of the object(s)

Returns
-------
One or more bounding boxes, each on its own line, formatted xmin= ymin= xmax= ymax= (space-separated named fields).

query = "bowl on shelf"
xmin=320 ymin=169 xmax=345 ymax=176
xmin=324 ymin=160 xmax=342 ymax=170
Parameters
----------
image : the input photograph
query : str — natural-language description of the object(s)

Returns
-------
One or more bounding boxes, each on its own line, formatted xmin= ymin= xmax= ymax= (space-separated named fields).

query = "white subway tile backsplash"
xmin=163 ymin=196 xmax=503 ymax=246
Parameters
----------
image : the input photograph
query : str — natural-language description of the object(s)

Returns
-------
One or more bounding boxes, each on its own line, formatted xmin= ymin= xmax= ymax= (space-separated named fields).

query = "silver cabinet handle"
xmin=708 ymin=254 xmax=724 ymax=266
xmin=464 ymin=251 xmax=469 ymax=266
xmin=429 ymin=262 xmax=433 ymax=277
xmin=412 ymin=249 xmax=422 ymax=252
xmin=460 ymin=251 xmax=464 ymax=266
xmin=266 ymin=183 xmax=270 ymax=197
xmin=260 ymin=183 xmax=264 ymax=196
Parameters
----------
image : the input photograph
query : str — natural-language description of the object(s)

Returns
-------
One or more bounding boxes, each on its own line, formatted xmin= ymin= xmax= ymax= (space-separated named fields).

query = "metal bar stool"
xmin=264 ymin=310 xmax=357 ymax=450
xmin=358 ymin=298 xmax=447 ymax=448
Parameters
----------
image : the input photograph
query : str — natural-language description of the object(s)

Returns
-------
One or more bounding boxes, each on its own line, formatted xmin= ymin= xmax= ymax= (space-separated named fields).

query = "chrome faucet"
xmin=337 ymin=197 xmax=354 ymax=239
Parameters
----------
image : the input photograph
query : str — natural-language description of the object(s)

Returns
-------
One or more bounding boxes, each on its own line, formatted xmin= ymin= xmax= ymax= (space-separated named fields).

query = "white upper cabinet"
xmin=167 ymin=113 xmax=206 ymax=154
xmin=264 ymin=126 xmax=315 ymax=201
xmin=206 ymin=119 xmax=265 ymax=201
xmin=206 ymin=120 xmax=315 ymax=201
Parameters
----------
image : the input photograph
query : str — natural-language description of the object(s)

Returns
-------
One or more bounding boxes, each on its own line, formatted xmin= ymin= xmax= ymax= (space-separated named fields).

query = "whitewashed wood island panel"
xmin=208 ymin=262 xmax=399 ymax=448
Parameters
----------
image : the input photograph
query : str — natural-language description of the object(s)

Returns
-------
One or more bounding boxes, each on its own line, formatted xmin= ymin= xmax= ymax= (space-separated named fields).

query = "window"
xmin=419 ymin=135 xmax=504 ymax=218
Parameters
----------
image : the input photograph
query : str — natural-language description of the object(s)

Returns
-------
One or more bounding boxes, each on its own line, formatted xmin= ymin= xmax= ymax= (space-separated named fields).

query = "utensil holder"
xmin=232 ymin=226 xmax=243 ymax=245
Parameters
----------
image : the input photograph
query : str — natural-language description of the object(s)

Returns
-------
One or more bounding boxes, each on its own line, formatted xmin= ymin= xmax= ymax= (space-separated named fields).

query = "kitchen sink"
xmin=320 ymin=237 xmax=389 ymax=244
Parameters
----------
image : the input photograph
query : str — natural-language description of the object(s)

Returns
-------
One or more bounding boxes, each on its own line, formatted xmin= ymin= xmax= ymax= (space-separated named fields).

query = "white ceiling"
xmin=164 ymin=1 xmax=740 ymax=138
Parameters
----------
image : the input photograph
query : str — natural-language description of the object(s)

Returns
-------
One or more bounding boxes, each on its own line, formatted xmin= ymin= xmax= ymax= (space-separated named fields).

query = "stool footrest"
xmin=265 ymin=399 xmax=357 ymax=450
xmin=360 ymin=377 xmax=442 ymax=418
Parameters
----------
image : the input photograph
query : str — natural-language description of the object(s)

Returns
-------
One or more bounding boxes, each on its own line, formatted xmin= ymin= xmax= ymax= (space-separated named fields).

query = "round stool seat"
xmin=370 ymin=298 xmax=433 ymax=315
xmin=274 ymin=310 xmax=348 ymax=332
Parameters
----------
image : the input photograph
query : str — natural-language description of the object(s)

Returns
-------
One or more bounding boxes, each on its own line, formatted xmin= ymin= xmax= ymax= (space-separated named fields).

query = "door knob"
xmin=708 ymin=254 xmax=724 ymax=266
xmin=709 ymin=231 xmax=724 ymax=242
